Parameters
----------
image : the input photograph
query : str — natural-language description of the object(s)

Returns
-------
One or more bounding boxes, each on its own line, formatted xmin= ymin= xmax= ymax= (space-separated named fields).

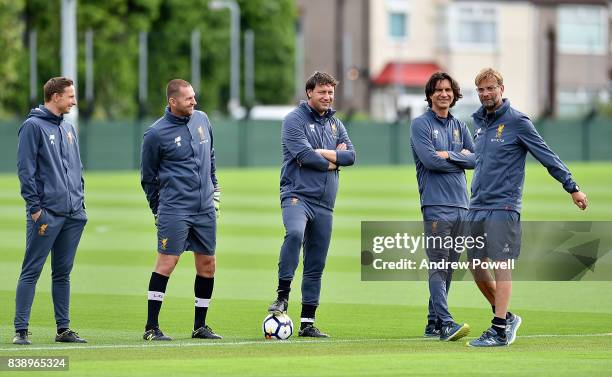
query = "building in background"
xmin=295 ymin=0 xmax=371 ymax=116
xmin=296 ymin=0 xmax=610 ymax=122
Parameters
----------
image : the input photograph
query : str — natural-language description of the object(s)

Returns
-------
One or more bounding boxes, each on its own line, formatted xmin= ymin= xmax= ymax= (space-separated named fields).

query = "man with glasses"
xmin=466 ymin=68 xmax=588 ymax=347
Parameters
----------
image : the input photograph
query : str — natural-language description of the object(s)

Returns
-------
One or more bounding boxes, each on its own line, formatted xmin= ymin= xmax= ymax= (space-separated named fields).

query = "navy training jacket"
xmin=141 ymin=107 xmax=218 ymax=216
xmin=17 ymin=105 xmax=85 ymax=216
xmin=410 ymin=108 xmax=475 ymax=209
xmin=280 ymin=101 xmax=355 ymax=210
xmin=470 ymin=99 xmax=577 ymax=212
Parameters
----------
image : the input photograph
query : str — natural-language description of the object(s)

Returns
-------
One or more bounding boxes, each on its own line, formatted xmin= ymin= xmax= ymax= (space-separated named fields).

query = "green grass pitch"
xmin=0 ymin=163 xmax=611 ymax=376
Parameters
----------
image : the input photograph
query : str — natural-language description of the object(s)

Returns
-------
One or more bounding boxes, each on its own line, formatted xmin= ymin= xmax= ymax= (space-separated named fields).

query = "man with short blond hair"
xmin=466 ymin=68 xmax=588 ymax=347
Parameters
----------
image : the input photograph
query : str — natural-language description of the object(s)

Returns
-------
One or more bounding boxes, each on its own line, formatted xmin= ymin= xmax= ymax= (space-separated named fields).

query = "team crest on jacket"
xmin=197 ymin=126 xmax=208 ymax=144
xmin=331 ymin=123 xmax=337 ymax=138
xmin=67 ymin=131 xmax=74 ymax=145
xmin=49 ymin=134 xmax=55 ymax=145
xmin=453 ymin=129 xmax=461 ymax=144
xmin=38 ymin=223 xmax=48 ymax=236
xmin=491 ymin=124 xmax=505 ymax=143
xmin=174 ymin=136 xmax=182 ymax=147
xmin=309 ymin=124 xmax=315 ymax=132
xmin=496 ymin=124 xmax=505 ymax=139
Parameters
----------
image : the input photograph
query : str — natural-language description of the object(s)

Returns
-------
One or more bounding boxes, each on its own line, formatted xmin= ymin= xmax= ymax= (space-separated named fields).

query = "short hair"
xmin=424 ymin=72 xmax=462 ymax=108
xmin=43 ymin=77 xmax=74 ymax=102
xmin=475 ymin=68 xmax=503 ymax=86
xmin=305 ymin=71 xmax=339 ymax=96
xmin=166 ymin=79 xmax=192 ymax=101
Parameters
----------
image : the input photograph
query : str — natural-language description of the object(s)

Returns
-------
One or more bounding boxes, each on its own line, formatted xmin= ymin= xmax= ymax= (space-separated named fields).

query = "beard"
xmin=481 ymin=99 xmax=497 ymax=110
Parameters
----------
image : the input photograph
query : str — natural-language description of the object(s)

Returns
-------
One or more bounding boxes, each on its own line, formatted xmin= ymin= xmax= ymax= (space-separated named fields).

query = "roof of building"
xmin=371 ymin=62 xmax=443 ymax=87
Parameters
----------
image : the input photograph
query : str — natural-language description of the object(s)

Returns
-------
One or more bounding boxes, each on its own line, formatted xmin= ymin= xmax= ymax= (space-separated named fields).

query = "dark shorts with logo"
xmin=156 ymin=211 xmax=216 ymax=256
xmin=466 ymin=209 xmax=521 ymax=261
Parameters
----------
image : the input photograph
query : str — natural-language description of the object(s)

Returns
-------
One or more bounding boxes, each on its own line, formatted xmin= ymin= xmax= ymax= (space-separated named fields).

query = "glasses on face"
xmin=477 ymin=85 xmax=499 ymax=94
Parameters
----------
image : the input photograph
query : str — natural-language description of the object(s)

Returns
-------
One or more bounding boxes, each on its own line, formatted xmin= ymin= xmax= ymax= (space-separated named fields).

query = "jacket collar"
xmin=28 ymin=105 xmax=64 ymax=126
xmin=164 ymin=106 xmax=191 ymax=125
xmin=472 ymin=98 xmax=510 ymax=124
xmin=299 ymin=101 xmax=336 ymax=122
xmin=427 ymin=107 xmax=454 ymax=125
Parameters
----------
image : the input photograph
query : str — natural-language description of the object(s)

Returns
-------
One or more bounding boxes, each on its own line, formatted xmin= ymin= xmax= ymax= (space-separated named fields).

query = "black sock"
xmin=491 ymin=305 xmax=496 ymax=314
xmin=57 ymin=327 xmax=68 ymax=334
xmin=491 ymin=316 xmax=507 ymax=338
xmin=146 ymin=272 xmax=169 ymax=331
xmin=300 ymin=304 xmax=317 ymax=329
xmin=194 ymin=275 xmax=214 ymax=330
xmin=506 ymin=311 xmax=513 ymax=319
xmin=277 ymin=279 xmax=291 ymax=301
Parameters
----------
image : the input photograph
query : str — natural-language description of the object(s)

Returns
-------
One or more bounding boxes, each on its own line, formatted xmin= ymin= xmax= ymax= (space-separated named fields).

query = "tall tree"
xmin=238 ymin=0 xmax=296 ymax=106
xmin=0 ymin=0 xmax=26 ymax=116
xmin=1 ymin=0 xmax=297 ymax=118
xmin=78 ymin=0 xmax=161 ymax=119
xmin=147 ymin=0 xmax=230 ymax=115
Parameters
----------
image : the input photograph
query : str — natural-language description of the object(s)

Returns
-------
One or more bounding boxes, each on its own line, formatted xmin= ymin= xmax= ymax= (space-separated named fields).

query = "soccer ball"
xmin=262 ymin=313 xmax=293 ymax=340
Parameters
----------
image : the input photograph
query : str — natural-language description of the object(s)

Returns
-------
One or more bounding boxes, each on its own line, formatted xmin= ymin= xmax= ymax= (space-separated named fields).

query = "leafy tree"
xmin=238 ymin=0 xmax=296 ymax=106
xmin=0 ymin=0 xmax=26 ymax=116
xmin=0 ymin=0 xmax=297 ymax=118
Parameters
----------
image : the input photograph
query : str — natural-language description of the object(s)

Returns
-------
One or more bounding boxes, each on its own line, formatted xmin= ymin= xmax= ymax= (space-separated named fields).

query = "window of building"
xmin=450 ymin=3 xmax=497 ymax=51
xmin=387 ymin=0 xmax=410 ymax=40
xmin=389 ymin=12 xmax=408 ymax=39
xmin=557 ymin=6 xmax=607 ymax=55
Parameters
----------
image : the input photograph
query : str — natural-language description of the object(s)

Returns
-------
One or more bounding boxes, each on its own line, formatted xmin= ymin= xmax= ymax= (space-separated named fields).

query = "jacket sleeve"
xmin=73 ymin=124 xmax=86 ymax=208
xmin=207 ymin=119 xmax=219 ymax=190
xmin=140 ymin=127 xmax=162 ymax=214
xmin=17 ymin=121 xmax=42 ymax=214
xmin=335 ymin=120 xmax=355 ymax=167
xmin=517 ymin=116 xmax=576 ymax=193
xmin=410 ymin=118 xmax=463 ymax=173
xmin=448 ymin=122 xmax=476 ymax=169
xmin=282 ymin=114 xmax=330 ymax=171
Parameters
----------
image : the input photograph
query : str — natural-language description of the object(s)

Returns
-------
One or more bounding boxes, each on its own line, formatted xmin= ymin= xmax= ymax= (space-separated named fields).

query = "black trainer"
xmin=192 ymin=325 xmax=223 ymax=339
xmin=143 ymin=327 xmax=172 ymax=341
xmin=440 ymin=322 xmax=470 ymax=341
xmin=298 ymin=324 xmax=329 ymax=338
xmin=13 ymin=330 xmax=31 ymax=345
xmin=267 ymin=298 xmax=288 ymax=315
xmin=55 ymin=329 xmax=87 ymax=343
xmin=424 ymin=323 xmax=441 ymax=338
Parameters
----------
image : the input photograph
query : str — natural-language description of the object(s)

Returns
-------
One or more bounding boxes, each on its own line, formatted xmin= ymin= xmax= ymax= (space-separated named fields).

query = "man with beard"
xmin=466 ymin=68 xmax=587 ymax=347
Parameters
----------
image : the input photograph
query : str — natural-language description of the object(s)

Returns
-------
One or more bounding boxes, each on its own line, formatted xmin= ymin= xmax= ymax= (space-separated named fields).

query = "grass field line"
xmin=1 ymin=332 xmax=611 ymax=352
